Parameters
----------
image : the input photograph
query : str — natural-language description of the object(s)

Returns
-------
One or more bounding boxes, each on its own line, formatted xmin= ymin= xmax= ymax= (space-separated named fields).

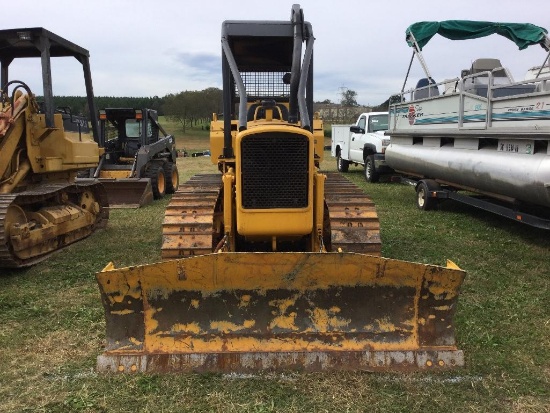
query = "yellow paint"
xmin=129 ymin=337 xmax=143 ymax=346
xmin=445 ymin=260 xmax=461 ymax=270
xmin=308 ymin=308 xmax=350 ymax=331
xmin=373 ymin=317 xmax=398 ymax=333
xmin=268 ymin=295 xmax=300 ymax=331
xmin=99 ymin=170 xmax=131 ymax=179
xmin=190 ymin=299 xmax=200 ymax=309
xmin=269 ymin=312 xmax=299 ymax=331
xmin=172 ymin=323 xmax=202 ymax=334
xmin=136 ymin=333 xmax=424 ymax=354
xmin=210 ymin=320 xmax=256 ymax=333
xmin=100 ymin=253 xmax=456 ymax=292
xmin=238 ymin=295 xmax=251 ymax=308
xmin=111 ymin=309 xmax=135 ymax=315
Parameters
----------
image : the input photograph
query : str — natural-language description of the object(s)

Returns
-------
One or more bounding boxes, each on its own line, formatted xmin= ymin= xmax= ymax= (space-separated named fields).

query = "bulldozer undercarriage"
xmin=0 ymin=182 xmax=108 ymax=267
xmin=161 ymin=172 xmax=382 ymax=259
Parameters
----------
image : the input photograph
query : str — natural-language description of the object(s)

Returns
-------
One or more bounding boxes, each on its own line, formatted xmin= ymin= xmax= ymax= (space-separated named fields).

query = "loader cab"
xmin=99 ymin=108 xmax=162 ymax=162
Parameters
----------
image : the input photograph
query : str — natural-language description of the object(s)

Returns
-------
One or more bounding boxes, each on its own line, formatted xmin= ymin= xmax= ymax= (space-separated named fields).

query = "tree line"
xmin=46 ymin=88 xmax=223 ymax=132
xmin=47 ymin=87 xmax=386 ymax=131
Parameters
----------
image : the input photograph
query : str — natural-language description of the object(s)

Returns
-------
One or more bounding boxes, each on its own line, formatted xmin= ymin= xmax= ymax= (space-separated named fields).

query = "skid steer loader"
xmin=77 ymin=108 xmax=179 ymax=208
xmin=0 ymin=28 xmax=108 ymax=268
xmin=96 ymin=5 xmax=466 ymax=373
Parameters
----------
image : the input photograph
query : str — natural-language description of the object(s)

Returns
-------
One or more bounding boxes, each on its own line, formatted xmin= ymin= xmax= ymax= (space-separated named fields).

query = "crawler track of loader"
xmin=161 ymin=172 xmax=381 ymax=258
xmin=0 ymin=182 xmax=108 ymax=268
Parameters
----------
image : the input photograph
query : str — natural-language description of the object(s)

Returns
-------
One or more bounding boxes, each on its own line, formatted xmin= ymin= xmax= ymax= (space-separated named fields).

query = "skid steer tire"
xmin=145 ymin=163 xmax=166 ymax=199
xmin=163 ymin=162 xmax=179 ymax=194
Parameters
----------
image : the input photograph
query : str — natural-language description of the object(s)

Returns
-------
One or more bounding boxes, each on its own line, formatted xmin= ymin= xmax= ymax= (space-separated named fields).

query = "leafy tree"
xmin=339 ymin=88 xmax=360 ymax=122
xmin=163 ymin=88 xmax=222 ymax=133
xmin=340 ymin=89 xmax=358 ymax=107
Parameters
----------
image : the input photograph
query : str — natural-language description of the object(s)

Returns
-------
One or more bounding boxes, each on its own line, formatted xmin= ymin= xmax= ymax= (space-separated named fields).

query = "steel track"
xmin=0 ymin=182 xmax=109 ymax=268
xmin=161 ymin=172 xmax=381 ymax=258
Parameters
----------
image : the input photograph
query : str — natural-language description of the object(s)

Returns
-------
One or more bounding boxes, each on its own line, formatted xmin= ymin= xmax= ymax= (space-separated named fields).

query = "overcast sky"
xmin=6 ymin=0 xmax=550 ymax=106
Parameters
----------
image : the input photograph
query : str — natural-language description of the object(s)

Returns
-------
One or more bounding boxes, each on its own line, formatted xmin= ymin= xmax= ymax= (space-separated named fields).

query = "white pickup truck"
xmin=331 ymin=112 xmax=390 ymax=182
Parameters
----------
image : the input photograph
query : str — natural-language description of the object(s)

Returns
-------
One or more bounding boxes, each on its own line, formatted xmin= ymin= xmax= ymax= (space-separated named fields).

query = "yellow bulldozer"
xmin=0 ymin=28 xmax=108 ymax=268
xmin=96 ymin=5 xmax=465 ymax=373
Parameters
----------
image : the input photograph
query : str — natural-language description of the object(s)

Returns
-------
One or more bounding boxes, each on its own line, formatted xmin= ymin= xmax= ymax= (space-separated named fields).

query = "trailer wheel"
xmin=163 ymin=162 xmax=180 ymax=194
xmin=364 ymin=155 xmax=379 ymax=183
xmin=145 ymin=163 xmax=166 ymax=199
xmin=336 ymin=153 xmax=349 ymax=172
xmin=416 ymin=180 xmax=438 ymax=211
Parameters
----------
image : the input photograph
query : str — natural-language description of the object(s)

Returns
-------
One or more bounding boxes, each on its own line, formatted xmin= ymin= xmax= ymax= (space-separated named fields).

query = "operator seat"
xmin=413 ymin=78 xmax=439 ymax=100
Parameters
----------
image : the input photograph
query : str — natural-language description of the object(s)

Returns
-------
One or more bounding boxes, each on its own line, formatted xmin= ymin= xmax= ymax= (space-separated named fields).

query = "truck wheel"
xmin=364 ymin=155 xmax=380 ymax=183
xmin=416 ymin=180 xmax=438 ymax=211
xmin=145 ymin=163 xmax=166 ymax=199
xmin=337 ymin=153 xmax=349 ymax=172
xmin=163 ymin=162 xmax=180 ymax=194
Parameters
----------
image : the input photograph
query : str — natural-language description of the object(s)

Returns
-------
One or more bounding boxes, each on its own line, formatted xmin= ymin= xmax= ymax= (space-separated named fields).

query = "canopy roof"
xmin=406 ymin=20 xmax=548 ymax=50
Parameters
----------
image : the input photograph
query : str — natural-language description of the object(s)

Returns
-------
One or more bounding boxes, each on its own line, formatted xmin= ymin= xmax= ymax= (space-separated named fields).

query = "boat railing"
xmin=390 ymin=68 xmax=550 ymax=130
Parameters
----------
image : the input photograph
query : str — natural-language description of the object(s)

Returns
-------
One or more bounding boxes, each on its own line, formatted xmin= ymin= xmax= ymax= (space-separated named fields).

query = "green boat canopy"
xmin=406 ymin=20 xmax=548 ymax=50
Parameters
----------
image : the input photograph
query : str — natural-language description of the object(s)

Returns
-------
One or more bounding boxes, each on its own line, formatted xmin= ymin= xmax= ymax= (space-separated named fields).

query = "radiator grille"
xmin=241 ymin=132 xmax=309 ymax=209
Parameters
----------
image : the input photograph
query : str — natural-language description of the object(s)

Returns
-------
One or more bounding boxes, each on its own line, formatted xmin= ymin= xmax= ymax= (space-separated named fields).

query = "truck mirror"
xmin=350 ymin=125 xmax=364 ymax=134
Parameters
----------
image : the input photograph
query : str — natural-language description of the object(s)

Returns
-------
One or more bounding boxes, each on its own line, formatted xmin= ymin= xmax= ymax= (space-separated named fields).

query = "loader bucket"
xmin=99 ymin=178 xmax=154 ymax=208
xmin=96 ymin=253 xmax=466 ymax=373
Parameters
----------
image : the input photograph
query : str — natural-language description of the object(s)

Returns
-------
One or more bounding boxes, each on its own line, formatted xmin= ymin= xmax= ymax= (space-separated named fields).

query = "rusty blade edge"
xmin=97 ymin=349 xmax=464 ymax=373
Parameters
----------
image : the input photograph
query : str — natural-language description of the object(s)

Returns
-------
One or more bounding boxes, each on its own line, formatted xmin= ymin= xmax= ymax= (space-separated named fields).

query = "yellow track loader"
xmin=0 ymin=28 xmax=108 ymax=268
xmin=96 ymin=5 xmax=465 ymax=373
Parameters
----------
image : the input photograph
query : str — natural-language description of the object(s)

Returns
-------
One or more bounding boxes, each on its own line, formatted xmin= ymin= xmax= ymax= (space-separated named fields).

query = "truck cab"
xmin=331 ymin=111 xmax=390 ymax=182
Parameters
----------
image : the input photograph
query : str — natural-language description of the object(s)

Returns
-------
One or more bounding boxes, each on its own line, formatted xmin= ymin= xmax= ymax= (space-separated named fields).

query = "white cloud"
xmin=5 ymin=0 xmax=550 ymax=105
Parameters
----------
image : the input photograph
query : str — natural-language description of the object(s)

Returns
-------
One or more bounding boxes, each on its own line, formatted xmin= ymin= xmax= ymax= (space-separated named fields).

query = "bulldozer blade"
xmin=99 ymin=178 xmax=154 ymax=208
xmin=96 ymin=253 xmax=466 ymax=373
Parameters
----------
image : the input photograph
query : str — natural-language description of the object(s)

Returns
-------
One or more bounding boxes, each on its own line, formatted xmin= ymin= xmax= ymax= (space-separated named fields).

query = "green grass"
xmin=158 ymin=116 xmax=211 ymax=153
xmin=0 ymin=153 xmax=548 ymax=412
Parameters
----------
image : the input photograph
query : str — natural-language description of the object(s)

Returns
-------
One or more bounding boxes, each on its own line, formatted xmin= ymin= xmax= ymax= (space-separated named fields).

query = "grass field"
xmin=0 ymin=136 xmax=549 ymax=412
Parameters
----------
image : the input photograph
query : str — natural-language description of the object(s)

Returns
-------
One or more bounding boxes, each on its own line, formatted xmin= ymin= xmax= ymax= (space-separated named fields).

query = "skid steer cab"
xmin=96 ymin=4 xmax=466 ymax=373
xmin=78 ymin=108 xmax=179 ymax=207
